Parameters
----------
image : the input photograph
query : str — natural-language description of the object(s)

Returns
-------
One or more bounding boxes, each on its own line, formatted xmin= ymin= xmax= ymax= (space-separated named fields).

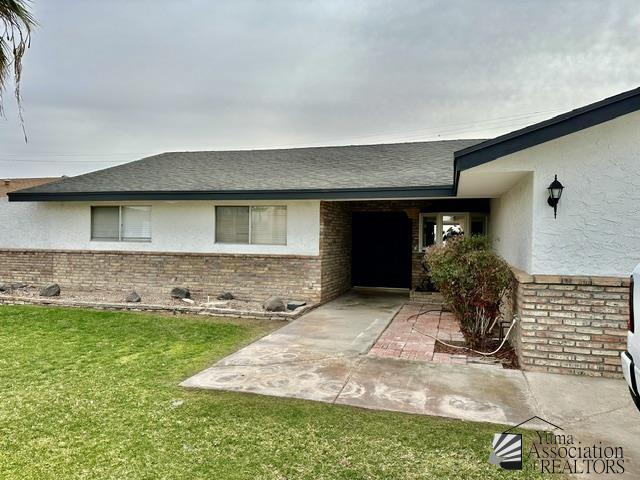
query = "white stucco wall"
xmin=0 ymin=199 xmax=321 ymax=256
xmin=471 ymin=110 xmax=640 ymax=277
xmin=488 ymin=173 xmax=533 ymax=272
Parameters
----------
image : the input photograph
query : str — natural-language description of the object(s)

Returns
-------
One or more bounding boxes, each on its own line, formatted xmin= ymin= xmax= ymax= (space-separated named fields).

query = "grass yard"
xmin=0 ymin=306 xmax=545 ymax=479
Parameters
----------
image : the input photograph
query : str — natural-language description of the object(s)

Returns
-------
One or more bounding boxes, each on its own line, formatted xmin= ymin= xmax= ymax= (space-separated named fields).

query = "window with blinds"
xmin=121 ymin=206 xmax=152 ymax=241
xmin=91 ymin=206 xmax=120 ymax=241
xmin=91 ymin=206 xmax=151 ymax=242
xmin=251 ymin=206 xmax=286 ymax=245
xmin=215 ymin=206 xmax=287 ymax=245
xmin=215 ymin=206 xmax=250 ymax=243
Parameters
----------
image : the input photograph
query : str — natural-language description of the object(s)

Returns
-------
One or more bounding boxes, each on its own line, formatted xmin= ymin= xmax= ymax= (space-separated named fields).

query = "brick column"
xmin=512 ymin=269 xmax=629 ymax=378
xmin=319 ymin=202 xmax=352 ymax=302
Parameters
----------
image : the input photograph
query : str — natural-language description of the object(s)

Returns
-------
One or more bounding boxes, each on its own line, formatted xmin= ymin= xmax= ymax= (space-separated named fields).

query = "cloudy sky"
xmin=1 ymin=0 xmax=639 ymax=178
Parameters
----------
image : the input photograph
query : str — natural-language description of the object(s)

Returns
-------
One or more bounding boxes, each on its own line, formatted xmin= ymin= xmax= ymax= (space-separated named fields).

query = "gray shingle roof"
xmin=10 ymin=140 xmax=484 ymax=201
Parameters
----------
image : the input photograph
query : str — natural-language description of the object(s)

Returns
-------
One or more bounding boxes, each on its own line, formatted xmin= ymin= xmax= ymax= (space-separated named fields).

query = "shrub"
xmin=425 ymin=235 xmax=513 ymax=349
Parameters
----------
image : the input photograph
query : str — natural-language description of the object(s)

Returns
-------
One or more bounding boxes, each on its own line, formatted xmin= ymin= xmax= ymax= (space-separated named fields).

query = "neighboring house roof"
xmin=8 ymin=140 xmax=482 ymax=201
xmin=454 ymin=86 xmax=640 ymax=177
xmin=0 ymin=178 xmax=60 ymax=198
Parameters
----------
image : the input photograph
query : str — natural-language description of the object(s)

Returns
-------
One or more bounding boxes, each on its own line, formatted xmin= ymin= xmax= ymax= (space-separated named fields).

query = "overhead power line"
xmin=0 ymin=106 xmax=572 ymax=164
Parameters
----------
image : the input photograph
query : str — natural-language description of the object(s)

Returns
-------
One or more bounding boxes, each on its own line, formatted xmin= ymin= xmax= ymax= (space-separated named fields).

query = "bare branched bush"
xmin=425 ymin=235 xmax=514 ymax=349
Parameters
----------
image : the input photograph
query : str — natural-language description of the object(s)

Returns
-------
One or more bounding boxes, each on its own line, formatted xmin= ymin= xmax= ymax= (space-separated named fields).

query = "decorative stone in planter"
xmin=170 ymin=287 xmax=190 ymax=299
xmin=287 ymin=300 xmax=306 ymax=311
xmin=263 ymin=296 xmax=286 ymax=312
xmin=126 ymin=291 xmax=141 ymax=303
xmin=217 ymin=292 xmax=234 ymax=300
xmin=0 ymin=283 xmax=8 ymax=292
xmin=40 ymin=283 xmax=61 ymax=297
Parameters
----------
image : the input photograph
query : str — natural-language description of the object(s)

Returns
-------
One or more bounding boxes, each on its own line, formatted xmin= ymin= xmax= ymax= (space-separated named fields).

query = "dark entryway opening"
xmin=351 ymin=211 xmax=412 ymax=288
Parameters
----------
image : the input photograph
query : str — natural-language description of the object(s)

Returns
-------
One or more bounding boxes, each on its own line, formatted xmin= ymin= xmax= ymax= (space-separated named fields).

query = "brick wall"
xmin=319 ymin=202 xmax=352 ymax=302
xmin=341 ymin=199 xmax=489 ymax=289
xmin=0 ymin=249 xmax=322 ymax=303
xmin=0 ymin=198 xmax=490 ymax=307
xmin=513 ymin=269 xmax=629 ymax=378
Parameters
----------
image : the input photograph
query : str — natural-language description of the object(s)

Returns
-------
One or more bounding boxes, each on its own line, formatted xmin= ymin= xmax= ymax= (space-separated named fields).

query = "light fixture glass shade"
xmin=548 ymin=175 xmax=564 ymax=200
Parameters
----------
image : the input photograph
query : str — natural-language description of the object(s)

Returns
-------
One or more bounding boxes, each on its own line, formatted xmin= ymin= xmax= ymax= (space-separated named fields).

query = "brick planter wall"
xmin=513 ymin=269 xmax=629 ymax=378
xmin=0 ymin=249 xmax=322 ymax=303
xmin=409 ymin=290 xmax=444 ymax=304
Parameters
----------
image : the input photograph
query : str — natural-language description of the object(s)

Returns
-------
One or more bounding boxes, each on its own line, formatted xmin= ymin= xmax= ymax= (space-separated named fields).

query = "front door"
xmin=351 ymin=211 xmax=412 ymax=288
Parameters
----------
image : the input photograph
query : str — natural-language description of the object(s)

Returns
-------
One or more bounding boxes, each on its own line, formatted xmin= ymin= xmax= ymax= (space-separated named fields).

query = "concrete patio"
xmin=182 ymin=289 xmax=537 ymax=423
xmin=182 ymin=289 xmax=639 ymax=474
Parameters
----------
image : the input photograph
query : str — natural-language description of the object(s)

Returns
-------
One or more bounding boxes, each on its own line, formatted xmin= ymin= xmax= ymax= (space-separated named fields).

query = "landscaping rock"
xmin=217 ymin=292 xmax=234 ymax=300
xmin=126 ymin=291 xmax=141 ymax=303
xmin=170 ymin=287 xmax=190 ymax=299
xmin=0 ymin=283 xmax=8 ymax=292
xmin=40 ymin=283 xmax=61 ymax=297
xmin=287 ymin=300 xmax=306 ymax=311
xmin=181 ymin=298 xmax=195 ymax=304
xmin=263 ymin=296 xmax=286 ymax=312
xmin=11 ymin=282 xmax=28 ymax=289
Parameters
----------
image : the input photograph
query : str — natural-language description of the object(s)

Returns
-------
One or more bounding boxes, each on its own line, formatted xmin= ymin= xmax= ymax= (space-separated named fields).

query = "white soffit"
xmin=457 ymin=170 xmax=529 ymax=198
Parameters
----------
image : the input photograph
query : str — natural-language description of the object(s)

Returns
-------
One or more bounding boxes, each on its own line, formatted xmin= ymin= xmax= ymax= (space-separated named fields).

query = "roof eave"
xmin=7 ymin=185 xmax=455 ymax=202
xmin=454 ymin=87 xmax=640 ymax=173
xmin=452 ymin=86 xmax=640 ymax=194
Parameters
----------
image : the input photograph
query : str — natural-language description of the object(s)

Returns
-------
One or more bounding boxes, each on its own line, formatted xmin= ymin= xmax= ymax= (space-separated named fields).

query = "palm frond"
xmin=0 ymin=0 xmax=36 ymax=140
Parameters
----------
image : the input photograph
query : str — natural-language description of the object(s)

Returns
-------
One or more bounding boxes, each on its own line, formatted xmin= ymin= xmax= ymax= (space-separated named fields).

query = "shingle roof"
xmin=10 ymin=140 xmax=483 ymax=201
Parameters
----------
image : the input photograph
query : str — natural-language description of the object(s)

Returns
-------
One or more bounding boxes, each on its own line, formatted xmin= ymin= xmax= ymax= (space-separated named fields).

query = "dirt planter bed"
xmin=0 ymin=288 xmax=315 ymax=321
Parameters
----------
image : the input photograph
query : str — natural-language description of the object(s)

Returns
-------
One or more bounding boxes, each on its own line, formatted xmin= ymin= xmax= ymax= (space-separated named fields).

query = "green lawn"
xmin=0 ymin=306 xmax=545 ymax=479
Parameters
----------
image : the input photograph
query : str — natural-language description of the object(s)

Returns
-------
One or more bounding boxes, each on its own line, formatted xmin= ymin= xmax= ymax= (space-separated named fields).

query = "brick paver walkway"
xmin=369 ymin=303 xmax=466 ymax=363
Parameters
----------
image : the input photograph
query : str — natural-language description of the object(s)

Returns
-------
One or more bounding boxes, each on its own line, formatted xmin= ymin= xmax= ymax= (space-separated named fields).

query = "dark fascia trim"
xmin=453 ymin=86 xmax=640 ymax=192
xmin=8 ymin=185 xmax=455 ymax=202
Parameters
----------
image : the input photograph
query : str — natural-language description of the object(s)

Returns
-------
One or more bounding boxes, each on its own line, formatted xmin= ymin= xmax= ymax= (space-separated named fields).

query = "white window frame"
xmin=418 ymin=213 xmax=439 ymax=252
xmin=470 ymin=213 xmax=489 ymax=237
xmin=214 ymin=205 xmax=287 ymax=246
xmin=419 ymin=212 xmax=488 ymax=251
xmin=90 ymin=205 xmax=152 ymax=243
xmin=440 ymin=212 xmax=469 ymax=244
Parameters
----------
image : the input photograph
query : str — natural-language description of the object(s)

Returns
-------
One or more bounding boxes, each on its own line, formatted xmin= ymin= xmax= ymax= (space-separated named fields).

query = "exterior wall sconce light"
xmin=547 ymin=174 xmax=564 ymax=219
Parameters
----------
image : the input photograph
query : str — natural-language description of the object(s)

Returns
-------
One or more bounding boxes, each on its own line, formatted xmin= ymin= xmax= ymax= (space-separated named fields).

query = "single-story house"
xmin=2 ymin=86 xmax=639 ymax=377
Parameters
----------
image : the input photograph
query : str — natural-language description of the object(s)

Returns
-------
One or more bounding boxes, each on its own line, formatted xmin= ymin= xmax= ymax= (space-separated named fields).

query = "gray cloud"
xmin=1 ymin=0 xmax=639 ymax=177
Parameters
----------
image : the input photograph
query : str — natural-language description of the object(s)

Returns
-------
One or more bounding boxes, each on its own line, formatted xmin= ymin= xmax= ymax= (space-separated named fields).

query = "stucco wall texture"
xmin=0 ymin=199 xmax=321 ymax=256
xmin=0 ymin=202 xmax=356 ymax=303
xmin=481 ymin=110 xmax=640 ymax=278
xmin=489 ymin=174 xmax=533 ymax=273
